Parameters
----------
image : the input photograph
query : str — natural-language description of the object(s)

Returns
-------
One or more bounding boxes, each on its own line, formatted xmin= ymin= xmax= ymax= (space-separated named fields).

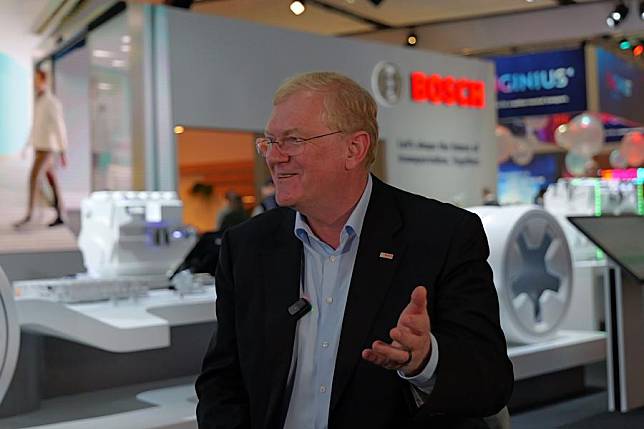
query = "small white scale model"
xmin=14 ymin=191 xmax=196 ymax=303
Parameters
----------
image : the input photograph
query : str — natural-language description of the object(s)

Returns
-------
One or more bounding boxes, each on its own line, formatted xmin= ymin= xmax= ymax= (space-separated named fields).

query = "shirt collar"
xmin=294 ymin=174 xmax=373 ymax=245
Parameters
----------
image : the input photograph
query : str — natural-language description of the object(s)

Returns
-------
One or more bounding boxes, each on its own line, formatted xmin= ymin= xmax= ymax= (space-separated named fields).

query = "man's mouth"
xmin=276 ymin=173 xmax=297 ymax=179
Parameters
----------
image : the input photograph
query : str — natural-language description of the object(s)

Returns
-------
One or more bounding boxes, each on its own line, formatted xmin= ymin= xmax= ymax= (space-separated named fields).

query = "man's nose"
xmin=265 ymin=144 xmax=289 ymax=165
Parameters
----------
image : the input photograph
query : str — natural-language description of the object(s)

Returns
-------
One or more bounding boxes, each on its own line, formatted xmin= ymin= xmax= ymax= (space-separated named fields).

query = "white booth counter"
xmin=15 ymin=286 xmax=216 ymax=353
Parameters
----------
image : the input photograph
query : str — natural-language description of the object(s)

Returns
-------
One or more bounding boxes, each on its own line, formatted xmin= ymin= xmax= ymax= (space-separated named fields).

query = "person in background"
xmin=482 ymin=187 xmax=500 ymax=206
xmin=533 ymin=186 xmax=548 ymax=206
xmin=14 ymin=69 xmax=68 ymax=228
xmin=196 ymin=71 xmax=513 ymax=428
xmin=217 ymin=191 xmax=248 ymax=232
xmin=251 ymin=178 xmax=277 ymax=217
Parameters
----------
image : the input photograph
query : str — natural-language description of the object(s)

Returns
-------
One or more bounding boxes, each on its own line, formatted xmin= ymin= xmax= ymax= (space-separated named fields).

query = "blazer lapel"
xmin=330 ymin=177 xmax=406 ymax=411
xmin=260 ymin=210 xmax=302 ymax=426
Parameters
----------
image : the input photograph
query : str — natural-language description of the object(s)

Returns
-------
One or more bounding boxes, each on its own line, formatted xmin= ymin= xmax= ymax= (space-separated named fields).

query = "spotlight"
xmin=634 ymin=44 xmax=643 ymax=56
xmin=607 ymin=2 xmax=629 ymax=27
xmin=640 ymin=1 xmax=644 ymax=19
xmin=290 ymin=0 xmax=305 ymax=15
xmin=407 ymin=31 xmax=417 ymax=47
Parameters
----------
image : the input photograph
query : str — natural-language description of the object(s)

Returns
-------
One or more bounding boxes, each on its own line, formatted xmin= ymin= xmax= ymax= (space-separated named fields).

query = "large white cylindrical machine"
xmin=468 ymin=205 xmax=573 ymax=344
xmin=0 ymin=265 xmax=19 ymax=404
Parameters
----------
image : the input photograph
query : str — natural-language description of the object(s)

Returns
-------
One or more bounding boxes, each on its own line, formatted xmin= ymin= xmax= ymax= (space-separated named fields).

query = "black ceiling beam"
xmin=165 ymin=0 xmax=195 ymax=9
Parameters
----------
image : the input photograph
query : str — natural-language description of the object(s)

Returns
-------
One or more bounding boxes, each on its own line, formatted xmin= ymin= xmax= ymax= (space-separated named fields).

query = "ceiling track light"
xmin=640 ymin=1 xmax=644 ymax=20
xmin=406 ymin=30 xmax=418 ymax=47
xmin=607 ymin=2 xmax=629 ymax=27
xmin=619 ymin=38 xmax=631 ymax=50
xmin=634 ymin=44 xmax=643 ymax=57
xmin=290 ymin=0 xmax=306 ymax=16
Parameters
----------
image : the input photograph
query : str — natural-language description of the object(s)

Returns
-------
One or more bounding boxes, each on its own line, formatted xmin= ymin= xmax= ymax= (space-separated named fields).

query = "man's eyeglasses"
xmin=256 ymin=130 xmax=343 ymax=158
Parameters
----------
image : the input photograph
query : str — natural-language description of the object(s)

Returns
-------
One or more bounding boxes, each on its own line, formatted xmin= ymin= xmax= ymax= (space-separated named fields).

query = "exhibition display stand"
xmin=569 ymin=215 xmax=644 ymax=412
xmin=603 ymin=262 xmax=644 ymax=412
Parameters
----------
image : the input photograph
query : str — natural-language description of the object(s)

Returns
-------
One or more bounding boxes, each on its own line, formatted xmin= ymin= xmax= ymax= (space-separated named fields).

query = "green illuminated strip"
xmin=596 ymin=248 xmax=604 ymax=261
xmin=638 ymin=183 xmax=644 ymax=216
xmin=594 ymin=181 xmax=602 ymax=216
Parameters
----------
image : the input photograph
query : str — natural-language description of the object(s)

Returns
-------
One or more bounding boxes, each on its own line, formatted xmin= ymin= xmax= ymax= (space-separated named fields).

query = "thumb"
xmin=407 ymin=286 xmax=427 ymax=314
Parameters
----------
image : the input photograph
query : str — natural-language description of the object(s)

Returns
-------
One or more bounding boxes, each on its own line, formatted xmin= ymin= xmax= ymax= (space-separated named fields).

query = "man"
xmin=196 ymin=72 xmax=513 ymax=428
xmin=14 ymin=69 xmax=68 ymax=228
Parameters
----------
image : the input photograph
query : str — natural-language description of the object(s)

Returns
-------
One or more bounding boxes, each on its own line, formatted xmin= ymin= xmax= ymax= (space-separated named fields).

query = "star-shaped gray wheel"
xmin=511 ymin=232 xmax=560 ymax=323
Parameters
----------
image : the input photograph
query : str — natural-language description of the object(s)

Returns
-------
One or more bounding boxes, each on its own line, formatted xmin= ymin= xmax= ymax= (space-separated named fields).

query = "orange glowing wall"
xmin=176 ymin=128 xmax=262 ymax=233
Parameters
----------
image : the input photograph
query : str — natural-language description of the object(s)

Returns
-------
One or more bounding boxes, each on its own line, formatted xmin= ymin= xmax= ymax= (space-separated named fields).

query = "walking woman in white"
xmin=14 ymin=69 xmax=68 ymax=228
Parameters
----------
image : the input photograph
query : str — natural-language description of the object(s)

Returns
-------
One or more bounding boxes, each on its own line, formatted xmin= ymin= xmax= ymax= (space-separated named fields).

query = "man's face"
xmin=264 ymin=90 xmax=347 ymax=213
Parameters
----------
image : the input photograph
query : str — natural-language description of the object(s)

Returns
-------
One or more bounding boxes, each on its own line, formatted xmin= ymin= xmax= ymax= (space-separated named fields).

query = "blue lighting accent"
xmin=619 ymin=40 xmax=631 ymax=50
xmin=0 ymin=52 xmax=30 ymax=156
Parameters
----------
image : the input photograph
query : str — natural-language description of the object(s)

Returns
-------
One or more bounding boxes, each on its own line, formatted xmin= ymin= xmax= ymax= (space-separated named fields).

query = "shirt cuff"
xmin=397 ymin=333 xmax=439 ymax=394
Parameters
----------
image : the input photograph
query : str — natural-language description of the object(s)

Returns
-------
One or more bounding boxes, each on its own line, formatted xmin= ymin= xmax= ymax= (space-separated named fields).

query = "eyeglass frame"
xmin=255 ymin=130 xmax=344 ymax=157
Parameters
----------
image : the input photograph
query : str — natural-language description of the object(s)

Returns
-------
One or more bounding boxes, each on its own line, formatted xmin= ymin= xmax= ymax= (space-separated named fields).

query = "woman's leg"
xmin=14 ymin=150 xmax=51 ymax=227
xmin=45 ymin=168 xmax=64 ymax=225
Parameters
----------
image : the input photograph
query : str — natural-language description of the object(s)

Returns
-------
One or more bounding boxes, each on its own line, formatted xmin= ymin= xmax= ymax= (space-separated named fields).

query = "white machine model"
xmin=15 ymin=191 xmax=196 ymax=303
xmin=0 ymin=265 xmax=19 ymax=405
xmin=544 ymin=178 xmax=642 ymax=261
xmin=468 ymin=205 xmax=573 ymax=344
xmin=78 ymin=191 xmax=195 ymax=278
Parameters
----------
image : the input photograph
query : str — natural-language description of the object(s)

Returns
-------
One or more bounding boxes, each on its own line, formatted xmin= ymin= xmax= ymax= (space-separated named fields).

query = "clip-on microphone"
xmin=288 ymin=298 xmax=311 ymax=320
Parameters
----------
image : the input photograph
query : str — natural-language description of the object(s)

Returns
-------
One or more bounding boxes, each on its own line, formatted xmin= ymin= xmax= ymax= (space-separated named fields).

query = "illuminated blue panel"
xmin=0 ymin=52 xmax=30 ymax=156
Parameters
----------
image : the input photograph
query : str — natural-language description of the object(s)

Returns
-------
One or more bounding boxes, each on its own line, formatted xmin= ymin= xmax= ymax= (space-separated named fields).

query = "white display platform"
xmin=509 ymin=330 xmax=606 ymax=380
xmin=15 ymin=287 xmax=216 ymax=352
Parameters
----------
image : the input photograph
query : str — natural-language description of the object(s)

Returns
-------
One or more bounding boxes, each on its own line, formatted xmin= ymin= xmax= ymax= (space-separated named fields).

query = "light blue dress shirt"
xmin=283 ymin=175 xmax=439 ymax=429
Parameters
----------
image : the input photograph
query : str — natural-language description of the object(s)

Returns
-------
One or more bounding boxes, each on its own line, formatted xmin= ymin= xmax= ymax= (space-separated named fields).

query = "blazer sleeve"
xmin=196 ymin=231 xmax=251 ymax=429
xmin=417 ymin=211 xmax=514 ymax=418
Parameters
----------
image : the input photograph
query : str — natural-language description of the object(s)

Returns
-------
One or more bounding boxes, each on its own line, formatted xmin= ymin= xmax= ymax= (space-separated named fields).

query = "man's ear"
xmin=345 ymin=131 xmax=370 ymax=170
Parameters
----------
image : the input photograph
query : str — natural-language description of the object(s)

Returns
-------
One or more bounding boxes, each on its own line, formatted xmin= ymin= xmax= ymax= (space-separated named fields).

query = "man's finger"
xmin=390 ymin=326 xmax=424 ymax=349
xmin=409 ymin=286 xmax=427 ymax=312
xmin=362 ymin=341 xmax=409 ymax=369
xmin=362 ymin=348 xmax=402 ymax=369
xmin=371 ymin=340 xmax=410 ymax=363
xmin=398 ymin=313 xmax=428 ymax=335
xmin=398 ymin=286 xmax=427 ymax=320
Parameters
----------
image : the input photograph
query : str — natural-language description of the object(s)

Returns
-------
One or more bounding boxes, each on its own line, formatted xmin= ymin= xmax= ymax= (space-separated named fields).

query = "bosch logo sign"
xmin=410 ymin=71 xmax=485 ymax=109
xmin=371 ymin=62 xmax=402 ymax=107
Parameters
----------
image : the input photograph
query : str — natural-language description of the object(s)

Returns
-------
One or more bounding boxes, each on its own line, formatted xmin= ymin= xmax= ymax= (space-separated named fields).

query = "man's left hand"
xmin=60 ymin=153 xmax=67 ymax=168
xmin=361 ymin=286 xmax=431 ymax=377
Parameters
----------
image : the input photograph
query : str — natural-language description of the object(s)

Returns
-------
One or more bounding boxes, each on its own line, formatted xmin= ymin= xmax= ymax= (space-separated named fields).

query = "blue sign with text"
xmin=597 ymin=47 xmax=644 ymax=124
xmin=492 ymin=48 xmax=587 ymax=118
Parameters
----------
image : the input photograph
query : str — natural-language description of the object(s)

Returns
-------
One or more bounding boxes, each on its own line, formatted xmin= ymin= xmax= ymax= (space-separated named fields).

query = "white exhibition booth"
xmin=0 ymin=3 xmax=609 ymax=428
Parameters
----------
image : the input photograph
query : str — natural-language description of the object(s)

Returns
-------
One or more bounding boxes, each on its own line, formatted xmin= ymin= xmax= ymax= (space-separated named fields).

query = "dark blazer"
xmin=196 ymin=176 xmax=514 ymax=429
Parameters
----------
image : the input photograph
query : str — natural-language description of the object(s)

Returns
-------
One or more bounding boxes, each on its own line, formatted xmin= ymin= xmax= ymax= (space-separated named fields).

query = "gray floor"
xmin=0 ymin=377 xmax=194 ymax=428
xmin=512 ymin=390 xmax=608 ymax=429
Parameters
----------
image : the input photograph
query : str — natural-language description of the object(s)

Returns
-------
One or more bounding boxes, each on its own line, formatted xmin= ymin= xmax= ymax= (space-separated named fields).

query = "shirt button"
xmin=322 ymin=341 xmax=329 ymax=348
xmin=329 ymin=255 xmax=336 ymax=262
xmin=325 ymin=297 xmax=333 ymax=304
xmin=320 ymin=385 xmax=327 ymax=393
